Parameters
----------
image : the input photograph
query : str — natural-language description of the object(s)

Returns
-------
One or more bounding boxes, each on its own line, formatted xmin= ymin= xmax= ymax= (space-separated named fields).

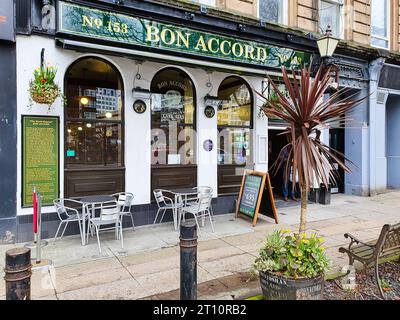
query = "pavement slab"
xmin=1 ymin=191 xmax=400 ymax=300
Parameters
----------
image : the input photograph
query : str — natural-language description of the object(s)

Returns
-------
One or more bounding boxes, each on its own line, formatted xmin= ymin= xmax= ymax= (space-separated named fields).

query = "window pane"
xmin=371 ymin=0 xmax=388 ymax=39
xmin=65 ymin=58 xmax=123 ymax=120
xmin=151 ymin=125 xmax=195 ymax=165
xmin=66 ymin=122 xmax=123 ymax=167
xmin=259 ymin=0 xmax=283 ymax=24
xmin=218 ymin=77 xmax=252 ymax=127
xmin=371 ymin=37 xmax=389 ymax=49
xmin=320 ymin=1 xmax=341 ymax=37
xmin=218 ymin=128 xmax=251 ymax=165
xmin=151 ymin=68 xmax=196 ymax=166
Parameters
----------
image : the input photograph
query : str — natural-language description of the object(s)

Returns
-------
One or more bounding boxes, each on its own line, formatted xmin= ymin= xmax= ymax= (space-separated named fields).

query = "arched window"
xmin=64 ymin=57 xmax=124 ymax=168
xmin=150 ymin=68 xmax=196 ymax=166
xmin=217 ymin=76 xmax=252 ymax=166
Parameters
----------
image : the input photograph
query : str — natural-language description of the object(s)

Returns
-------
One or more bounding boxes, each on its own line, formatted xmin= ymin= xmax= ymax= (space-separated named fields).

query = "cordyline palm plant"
xmin=258 ymin=64 xmax=366 ymax=234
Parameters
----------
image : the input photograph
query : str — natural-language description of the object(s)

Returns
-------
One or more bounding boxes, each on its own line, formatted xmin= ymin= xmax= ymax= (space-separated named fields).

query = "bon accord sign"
xmin=58 ymin=1 xmax=311 ymax=69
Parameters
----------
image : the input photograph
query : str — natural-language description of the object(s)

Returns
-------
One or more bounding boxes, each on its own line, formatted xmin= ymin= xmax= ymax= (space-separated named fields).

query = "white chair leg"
xmin=130 ymin=212 xmax=135 ymax=231
xmin=95 ymin=225 xmax=101 ymax=253
xmin=60 ymin=221 xmax=69 ymax=239
xmin=77 ymin=218 xmax=83 ymax=244
xmin=208 ymin=210 xmax=214 ymax=232
xmin=120 ymin=222 xmax=124 ymax=249
xmin=160 ymin=209 xmax=167 ymax=223
xmin=53 ymin=222 xmax=63 ymax=242
xmin=153 ymin=208 xmax=161 ymax=224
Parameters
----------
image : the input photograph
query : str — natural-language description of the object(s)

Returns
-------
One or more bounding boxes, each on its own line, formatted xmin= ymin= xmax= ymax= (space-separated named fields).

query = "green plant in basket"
xmin=28 ymin=64 xmax=65 ymax=110
xmin=251 ymin=229 xmax=330 ymax=279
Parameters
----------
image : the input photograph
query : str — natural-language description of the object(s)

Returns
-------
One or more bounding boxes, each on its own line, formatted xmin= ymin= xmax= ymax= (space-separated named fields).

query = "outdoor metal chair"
xmin=53 ymin=198 xmax=86 ymax=243
xmin=188 ymin=186 xmax=215 ymax=219
xmin=111 ymin=192 xmax=135 ymax=230
xmin=179 ymin=194 xmax=214 ymax=234
xmin=153 ymin=189 xmax=183 ymax=225
xmin=86 ymin=202 xmax=123 ymax=253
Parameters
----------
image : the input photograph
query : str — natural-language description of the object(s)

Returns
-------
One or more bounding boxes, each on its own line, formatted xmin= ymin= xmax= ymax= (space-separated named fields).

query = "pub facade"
xmin=1 ymin=0 xmax=398 ymax=242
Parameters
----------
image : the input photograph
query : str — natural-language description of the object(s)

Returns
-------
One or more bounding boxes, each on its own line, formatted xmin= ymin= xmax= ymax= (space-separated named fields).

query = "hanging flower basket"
xmin=28 ymin=65 xmax=65 ymax=110
xmin=29 ymin=84 xmax=60 ymax=105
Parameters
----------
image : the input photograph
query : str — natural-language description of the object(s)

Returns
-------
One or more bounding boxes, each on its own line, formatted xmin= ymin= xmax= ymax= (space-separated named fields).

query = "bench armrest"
xmin=344 ymin=233 xmax=375 ymax=249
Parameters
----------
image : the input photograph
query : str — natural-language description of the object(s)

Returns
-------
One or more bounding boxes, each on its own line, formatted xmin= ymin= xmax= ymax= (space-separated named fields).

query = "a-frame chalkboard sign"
xmin=235 ymin=170 xmax=278 ymax=226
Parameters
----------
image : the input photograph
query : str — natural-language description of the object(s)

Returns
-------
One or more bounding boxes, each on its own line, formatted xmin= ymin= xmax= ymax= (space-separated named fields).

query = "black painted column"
xmin=0 ymin=0 xmax=17 ymax=243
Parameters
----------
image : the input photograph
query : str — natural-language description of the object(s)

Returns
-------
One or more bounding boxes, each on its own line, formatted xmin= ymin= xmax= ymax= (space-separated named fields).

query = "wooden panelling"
xmin=218 ymin=165 xmax=249 ymax=195
xmin=151 ymin=165 xmax=197 ymax=193
xmin=65 ymin=168 xmax=125 ymax=198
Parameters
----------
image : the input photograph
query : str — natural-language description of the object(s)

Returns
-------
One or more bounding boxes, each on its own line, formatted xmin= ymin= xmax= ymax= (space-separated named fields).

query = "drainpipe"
xmin=368 ymin=58 xmax=385 ymax=197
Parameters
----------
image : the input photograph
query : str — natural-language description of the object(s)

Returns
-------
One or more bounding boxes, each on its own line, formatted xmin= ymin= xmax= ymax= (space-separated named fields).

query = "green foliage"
xmin=251 ymin=229 xmax=330 ymax=279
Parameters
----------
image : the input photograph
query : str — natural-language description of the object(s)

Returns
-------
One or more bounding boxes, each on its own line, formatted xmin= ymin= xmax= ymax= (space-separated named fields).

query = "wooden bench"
xmin=338 ymin=222 xmax=400 ymax=299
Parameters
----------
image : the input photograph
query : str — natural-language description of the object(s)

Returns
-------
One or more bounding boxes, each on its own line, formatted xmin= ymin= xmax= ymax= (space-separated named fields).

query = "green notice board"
xmin=22 ymin=116 xmax=59 ymax=207
xmin=239 ymin=175 xmax=263 ymax=218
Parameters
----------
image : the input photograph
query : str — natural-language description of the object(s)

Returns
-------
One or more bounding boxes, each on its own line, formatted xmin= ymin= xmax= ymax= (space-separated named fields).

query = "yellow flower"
xmin=281 ymin=228 xmax=291 ymax=234
xmin=320 ymin=246 xmax=325 ymax=251
xmin=317 ymin=237 xmax=324 ymax=243
xmin=302 ymin=239 xmax=310 ymax=244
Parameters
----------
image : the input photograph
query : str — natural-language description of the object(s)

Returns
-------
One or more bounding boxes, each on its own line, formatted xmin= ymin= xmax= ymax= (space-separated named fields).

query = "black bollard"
xmin=180 ymin=220 xmax=198 ymax=300
xmin=4 ymin=247 xmax=32 ymax=300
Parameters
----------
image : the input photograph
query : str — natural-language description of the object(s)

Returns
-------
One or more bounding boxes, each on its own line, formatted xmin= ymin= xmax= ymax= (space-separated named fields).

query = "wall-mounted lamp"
xmin=317 ymin=25 xmax=339 ymax=59
xmin=185 ymin=12 xmax=195 ymax=20
xmin=237 ymin=24 xmax=246 ymax=32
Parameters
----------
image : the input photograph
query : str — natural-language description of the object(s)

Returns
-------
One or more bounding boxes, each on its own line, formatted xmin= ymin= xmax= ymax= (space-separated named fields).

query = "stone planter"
xmin=259 ymin=271 xmax=324 ymax=300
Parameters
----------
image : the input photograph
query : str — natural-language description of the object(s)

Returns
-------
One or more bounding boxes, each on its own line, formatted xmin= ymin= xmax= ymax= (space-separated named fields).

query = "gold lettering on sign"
xmin=207 ymin=38 xmax=220 ymax=54
xmin=82 ymin=15 xmax=93 ymax=28
xmin=220 ymin=40 xmax=232 ymax=55
xmin=245 ymin=45 xmax=255 ymax=60
xmin=257 ymin=47 xmax=267 ymax=62
xmin=176 ymin=31 xmax=191 ymax=48
xmin=232 ymin=43 xmax=243 ymax=58
xmin=160 ymin=28 xmax=175 ymax=45
xmin=146 ymin=25 xmax=160 ymax=42
xmin=195 ymin=36 xmax=208 ymax=52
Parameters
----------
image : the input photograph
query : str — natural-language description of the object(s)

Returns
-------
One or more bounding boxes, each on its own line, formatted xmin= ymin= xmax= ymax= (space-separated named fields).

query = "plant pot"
xmin=30 ymin=85 xmax=60 ymax=105
xmin=259 ymin=271 xmax=324 ymax=300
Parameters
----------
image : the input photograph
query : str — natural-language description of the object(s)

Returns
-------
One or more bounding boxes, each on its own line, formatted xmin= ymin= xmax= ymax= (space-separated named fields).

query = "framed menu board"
xmin=22 ymin=116 xmax=59 ymax=207
xmin=236 ymin=170 xmax=278 ymax=226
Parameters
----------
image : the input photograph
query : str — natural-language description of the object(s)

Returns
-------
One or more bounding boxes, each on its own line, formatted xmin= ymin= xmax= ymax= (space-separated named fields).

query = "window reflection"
xmin=217 ymin=76 xmax=252 ymax=166
xmin=217 ymin=77 xmax=251 ymax=127
xmin=65 ymin=57 xmax=124 ymax=168
xmin=151 ymin=68 xmax=196 ymax=166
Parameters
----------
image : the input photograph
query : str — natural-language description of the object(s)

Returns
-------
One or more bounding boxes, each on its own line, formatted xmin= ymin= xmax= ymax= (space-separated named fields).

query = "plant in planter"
xmin=252 ymin=229 xmax=330 ymax=300
xmin=28 ymin=65 xmax=64 ymax=111
xmin=252 ymin=64 xmax=366 ymax=299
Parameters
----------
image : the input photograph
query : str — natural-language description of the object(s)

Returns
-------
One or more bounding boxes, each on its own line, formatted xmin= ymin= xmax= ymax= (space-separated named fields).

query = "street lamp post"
xmin=316 ymin=26 xmax=340 ymax=87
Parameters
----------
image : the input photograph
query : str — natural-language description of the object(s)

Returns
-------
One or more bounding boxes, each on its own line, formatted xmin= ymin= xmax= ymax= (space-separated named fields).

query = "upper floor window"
xmin=259 ymin=0 xmax=288 ymax=25
xmin=371 ymin=0 xmax=390 ymax=49
xmin=319 ymin=0 xmax=343 ymax=38
xmin=191 ymin=0 xmax=216 ymax=7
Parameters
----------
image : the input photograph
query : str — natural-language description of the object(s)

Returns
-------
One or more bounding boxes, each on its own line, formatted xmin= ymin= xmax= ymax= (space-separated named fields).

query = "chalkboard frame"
xmin=235 ymin=170 xmax=267 ymax=226
xmin=21 ymin=115 xmax=60 ymax=208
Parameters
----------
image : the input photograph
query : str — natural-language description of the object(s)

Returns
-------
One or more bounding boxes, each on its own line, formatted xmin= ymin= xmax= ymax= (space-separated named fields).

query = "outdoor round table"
xmin=169 ymin=188 xmax=199 ymax=230
xmin=80 ymin=195 xmax=116 ymax=245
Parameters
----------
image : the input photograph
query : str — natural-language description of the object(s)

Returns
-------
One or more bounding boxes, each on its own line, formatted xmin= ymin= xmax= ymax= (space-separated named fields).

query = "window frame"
xmin=370 ymin=0 xmax=390 ymax=50
xmin=150 ymin=67 xmax=197 ymax=167
xmin=217 ymin=76 xmax=254 ymax=167
xmin=257 ymin=0 xmax=288 ymax=25
xmin=64 ymin=56 xmax=125 ymax=169
xmin=319 ymin=0 xmax=344 ymax=39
